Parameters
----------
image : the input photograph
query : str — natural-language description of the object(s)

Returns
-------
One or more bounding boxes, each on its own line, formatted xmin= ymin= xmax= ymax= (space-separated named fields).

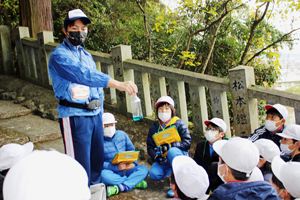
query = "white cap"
xmin=254 ymin=139 xmax=280 ymax=163
xmin=65 ymin=9 xmax=91 ymax=23
xmin=102 ymin=112 xmax=117 ymax=125
xmin=272 ymin=156 xmax=300 ymax=198
xmin=213 ymin=137 xmax=259 ymax=175
xmin=0 ymin=142 xmax=34 ymax=171
xmin=3 ymin=150 xmax=91 ymax=200
xmin=155 ymin=96 xmax=175 ymax=108
xmin=278 ymin=124 xmax=300 ymax=141
xmin=265 ymin=104 xmax=288 ymax=120
xmin=172 ymin=156 xmax=209 ymax=199
xmin=204 ymin=118 xmax=227 ymax=133
xmin=249 ymin=167 xmax=264 ymax=182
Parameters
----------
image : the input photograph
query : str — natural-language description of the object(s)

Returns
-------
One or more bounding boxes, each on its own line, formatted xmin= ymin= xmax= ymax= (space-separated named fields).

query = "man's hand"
xmin=108 ymin=79 xmax=138 ymax=95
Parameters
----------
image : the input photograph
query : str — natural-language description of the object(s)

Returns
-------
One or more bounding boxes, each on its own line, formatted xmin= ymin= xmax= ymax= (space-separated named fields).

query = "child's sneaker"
xmin=167 ymin=189 xmax=175 ymax=198
xmin=134 ymin=180 xmax=147 ymax=189
xmin=107 ymin=185 xmax=119 ymax=197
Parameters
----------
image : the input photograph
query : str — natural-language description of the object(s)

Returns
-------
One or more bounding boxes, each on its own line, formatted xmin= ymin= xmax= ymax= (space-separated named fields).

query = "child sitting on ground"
xmin=254 ymin=139 xmax=280 ymax=181
xmin=193 ymin=117 xmax=227 ymax=193
xmin=170 ymin=156 xmax=209 ymax=200
xmin=101 ymin=112 xmax=149 ymax=197
xmin=277 ymin=124 xmax=300 ymax=162
xmin=0 ymin=142 xmax=34 ymax=200
xmin=147 ymin=96 xmax=191 ymax=198
xmin=271 ymin=156 xmax=300 ymax=200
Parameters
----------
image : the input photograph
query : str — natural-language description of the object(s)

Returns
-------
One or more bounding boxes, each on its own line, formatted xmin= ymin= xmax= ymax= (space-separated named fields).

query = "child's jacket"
xmin=103 ymin=130 xmax=137 ymax=173
xmin=147 ymin=116 xmax=191 ymax=161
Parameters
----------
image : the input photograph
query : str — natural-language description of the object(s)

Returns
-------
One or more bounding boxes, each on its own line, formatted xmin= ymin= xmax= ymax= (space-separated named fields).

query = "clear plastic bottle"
xmin=131 ymin=94 xmax=143 ymax=121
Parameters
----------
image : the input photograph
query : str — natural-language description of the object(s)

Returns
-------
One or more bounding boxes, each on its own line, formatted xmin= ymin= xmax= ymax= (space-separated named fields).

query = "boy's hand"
xmin=118 ymin=162 xmax=127 ymax=171
xmin=125 ymin=163 xmax=135 ymax=171
xmin=155 ymin=155 xmax=165 ymax=164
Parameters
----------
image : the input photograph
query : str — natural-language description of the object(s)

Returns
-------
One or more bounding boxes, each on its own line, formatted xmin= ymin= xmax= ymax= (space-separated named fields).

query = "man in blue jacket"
xmin=100 ymin=113 xmax=148 ymax=197
xmin=48 ymin=9 xmax=137 ymax=186
xmin=208 ymin=137 xmax=280 ymax=200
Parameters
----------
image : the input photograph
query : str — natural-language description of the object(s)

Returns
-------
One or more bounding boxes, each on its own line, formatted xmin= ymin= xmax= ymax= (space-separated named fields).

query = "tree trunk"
xmin=19 ymin=0 xmax=53 ymax=39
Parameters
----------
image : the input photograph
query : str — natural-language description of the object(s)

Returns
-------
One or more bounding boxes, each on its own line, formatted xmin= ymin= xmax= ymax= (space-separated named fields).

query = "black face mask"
xmin=68 ymin=31 xmax=87 ymax=46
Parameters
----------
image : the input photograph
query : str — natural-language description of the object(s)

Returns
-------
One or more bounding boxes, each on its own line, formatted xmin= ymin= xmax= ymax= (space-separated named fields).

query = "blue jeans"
xmin=149 ymin=147 xmax=188 ymax=181
xmin=101 ymin=165 xmax=149 ymax=191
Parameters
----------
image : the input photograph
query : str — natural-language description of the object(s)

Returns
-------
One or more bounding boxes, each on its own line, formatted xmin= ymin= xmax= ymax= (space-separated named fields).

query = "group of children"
xmin=1 ymin=96 xmax=300 ymax=200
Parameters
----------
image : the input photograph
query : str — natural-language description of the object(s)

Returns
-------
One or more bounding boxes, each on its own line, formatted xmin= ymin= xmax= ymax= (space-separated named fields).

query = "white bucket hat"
xmin=272 ymin=156 xmax=300 ymax=198
xmin=277 ymin=124 xmax=300 ymax=141
xmin=102 ymin=112 xmax=117 ymax=125
xmin=172 ymin=156 xmax=209 ymax=199
xmin=0 ymin=142 xmax=34 ymax=171
xmin=254 ymin=139 xmax=280 ymax=163
xmin=3 ymin=150 xmax=91 ymax=200
xmin=265 ymin=104 xmax=288 ymax=120
xmin=204 ymin=117 xmax=227 ymax=133
xmin=213 ymin=137 xmax=259 ymax=175
xmin=155 ymin=96 xmax=175 ymax=108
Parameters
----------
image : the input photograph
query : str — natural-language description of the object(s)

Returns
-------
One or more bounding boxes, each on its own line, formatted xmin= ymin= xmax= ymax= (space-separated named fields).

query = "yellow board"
xmin=152 ymin=126 xmax=181 ymax=147
xmin=111 ymin=151 xmax=140 ymax=164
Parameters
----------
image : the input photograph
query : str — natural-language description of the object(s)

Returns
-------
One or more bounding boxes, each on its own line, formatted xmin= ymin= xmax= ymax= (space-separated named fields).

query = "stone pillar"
xmin=14 ymin=27 xmax=30 ymax=80
xmin=111 ymin=45 xmax=132 ymax=115
xmin=134 ymin=71 xmax=152 ymax=117
xmin=0 ymin=25 xmax=14 ymax=75
xmin=189 ymin=85 xmax=208 ymax=135
xmin=151 ymin=76 xmax=167 ymax=109
xmin=210 ymin=89 xmax=231 ymax=137
xmin=102 ymin=64 xmax=117 ymax=105
xmin=37 ymin=31 xmax=54 ymax=87
xmin=295 ymin=108 xmax=300 ymax=124
xmin=169 ymin=80 xmax=188 ymax=125
xmin=229 ymin=66 xmax=259 ymax=137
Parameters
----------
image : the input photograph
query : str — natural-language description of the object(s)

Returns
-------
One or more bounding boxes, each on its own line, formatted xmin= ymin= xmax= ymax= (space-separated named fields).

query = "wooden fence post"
xmin=229 ymin=66 xmax=259 ymax=137
xmin=0 ymin=25 xmax=14 ymax=75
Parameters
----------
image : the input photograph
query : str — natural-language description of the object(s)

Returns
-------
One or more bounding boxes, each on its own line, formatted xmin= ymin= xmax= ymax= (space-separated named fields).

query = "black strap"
xmin=59 ymin=100 xmax=87 ymax=109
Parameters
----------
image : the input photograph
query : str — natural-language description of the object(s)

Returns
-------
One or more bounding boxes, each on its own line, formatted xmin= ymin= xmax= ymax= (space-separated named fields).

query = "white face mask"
xmin=280 ymin=143 xmax=295 ymax=154
xmin=205 ymin=130 xmax=219 ymax=143
xmin=103 ymin=126 xmax=115 ymax=138
xmin=217 ymin=163 xmax=227 ymax=183
xmin=265 ymin=120 xmax=282 ymax=132
xmin=158 ymin=112 xmax=171 ymax=122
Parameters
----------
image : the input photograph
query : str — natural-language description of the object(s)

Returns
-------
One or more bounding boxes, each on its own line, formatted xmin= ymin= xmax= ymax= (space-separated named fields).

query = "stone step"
xmin=0 ymin=114 xmax=61 ymax=143
xmin=35 ymin=138 xmax=65 ymax=153
xmin=0 ymin=100 xmax=32 ymax=119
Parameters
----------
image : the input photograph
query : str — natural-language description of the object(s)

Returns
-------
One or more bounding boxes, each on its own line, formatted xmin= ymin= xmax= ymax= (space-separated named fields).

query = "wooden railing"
xmin=1 ymin=25 xmax=300 ymax=137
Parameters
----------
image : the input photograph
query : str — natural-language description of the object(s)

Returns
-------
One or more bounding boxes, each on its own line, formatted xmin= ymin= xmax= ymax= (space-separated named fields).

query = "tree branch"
xmin=245 ymin=28 xmax=300 ymax=65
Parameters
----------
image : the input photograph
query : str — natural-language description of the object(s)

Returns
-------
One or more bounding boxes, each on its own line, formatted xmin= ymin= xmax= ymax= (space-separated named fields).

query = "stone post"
xmin=228 ymin=66 xmax=259 ymax=137
xmin=134 ymin=71 xmax=152 ymax=117
xmin=37 ymin=31 xmax=54 ymax=87
xmin=189 ymin=85 xmax=208 ymax=135
xmin=14 ymin=27 xmax=30 ymax=80
xmin=151 ymin=76 xmax=167 ymax=109
xmin=0 ymin=25 xmax=14 ymax=75
xmin=102 ymin=64 xmax=117 ymax=105
xmin=111 ymin=45 xmax=132 ymax=115
xmin=210 ymin=89 xmax=231 ymax=137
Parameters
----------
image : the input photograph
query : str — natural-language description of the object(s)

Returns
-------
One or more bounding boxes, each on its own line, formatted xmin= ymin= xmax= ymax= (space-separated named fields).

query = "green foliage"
xmin=286 ymin=85 xmax=300 ymax=95
xmin=0 ymin=0 xmax=19 ymax=29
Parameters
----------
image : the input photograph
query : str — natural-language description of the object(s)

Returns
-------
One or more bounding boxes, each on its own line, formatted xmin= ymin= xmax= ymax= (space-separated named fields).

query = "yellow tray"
xmin=152 ymin=126 xmax=181 ymax=147
xmin=111 ymin=151 xmax=140 ymax=164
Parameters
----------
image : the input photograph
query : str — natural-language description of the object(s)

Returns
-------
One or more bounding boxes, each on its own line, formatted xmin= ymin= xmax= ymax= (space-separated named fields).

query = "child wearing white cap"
xmin=277 ymin=124 xmax=300 ymax=162
xmin=193 ymin=118 xmax=227 ymax=194
xmin=271 ymin=156 xmax=300 ymax=200
xmin=207 ymin=137 xmax=279 ymax=200
xmin=3 ymin=150 xmax=91 ymax=200
xmin=254 ymin=139 xmax=281 ymax=181
xmin=101 ymin=112 xmax=148 ymax=197
xmin=170 ymin=156 xmax=209 ymax=200
xmin=147 ymin=96 xmax=191 ymax=198
xmin=0 ymin=142 xmax=34 ymax=200
xmin=248 ymin=104 xmax=288 ymax=148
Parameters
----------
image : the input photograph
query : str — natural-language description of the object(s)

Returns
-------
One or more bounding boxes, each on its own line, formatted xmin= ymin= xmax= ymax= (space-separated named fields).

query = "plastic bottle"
xmin=131 ymin=94 xmax=143 ymax=121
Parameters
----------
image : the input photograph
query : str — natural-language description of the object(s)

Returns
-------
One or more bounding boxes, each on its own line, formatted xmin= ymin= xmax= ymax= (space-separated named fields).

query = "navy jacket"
xmin=147 ymin=116 xmax=191 ymax=161
xmin=207 ymin=181 xmax=280 ymax=200
xmin=103 ymin=130 xmax=137 ymax=173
